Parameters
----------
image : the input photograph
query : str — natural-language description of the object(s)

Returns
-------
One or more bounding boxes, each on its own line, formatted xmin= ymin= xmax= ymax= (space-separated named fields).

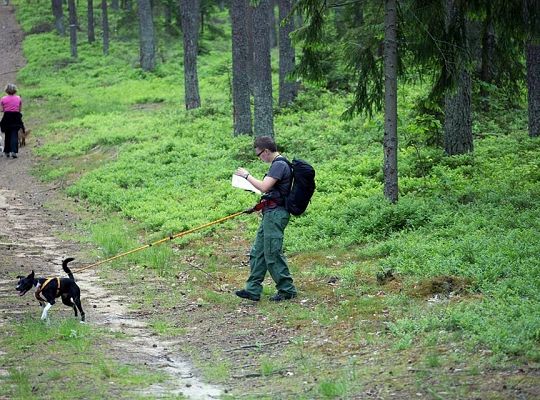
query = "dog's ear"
xmin=29 ymin=270 xmax=35 ymax=278
xmin=16 ymin=275 xmax=24 ymax=279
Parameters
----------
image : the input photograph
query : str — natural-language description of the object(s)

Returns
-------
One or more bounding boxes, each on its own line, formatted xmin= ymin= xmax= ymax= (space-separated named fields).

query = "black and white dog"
xmin=16 ymin=257 xmax=85 ymax=322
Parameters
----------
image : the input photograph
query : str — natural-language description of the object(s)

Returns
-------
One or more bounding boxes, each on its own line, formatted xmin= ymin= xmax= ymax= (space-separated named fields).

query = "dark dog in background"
xmin=18 ymin=127 xmax=30 ymax=147
xmin=16 ymin=257 xmax=85 ymax=322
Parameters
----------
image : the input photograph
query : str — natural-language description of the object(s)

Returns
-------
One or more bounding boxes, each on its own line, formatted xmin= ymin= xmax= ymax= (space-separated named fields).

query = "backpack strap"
xmin=268 ymin=155 xmax=293 ymax=204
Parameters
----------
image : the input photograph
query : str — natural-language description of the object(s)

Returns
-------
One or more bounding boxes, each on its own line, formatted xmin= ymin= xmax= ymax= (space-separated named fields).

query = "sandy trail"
xmin=0 ymin=4 xmax=221 ymax=398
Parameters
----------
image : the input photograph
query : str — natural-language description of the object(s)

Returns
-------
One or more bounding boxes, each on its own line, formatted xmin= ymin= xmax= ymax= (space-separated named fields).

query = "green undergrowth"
xmin=0 ymin=316 xmax=167 ymax=399
xmin=12 ymin=0 xmax=540 ymax=386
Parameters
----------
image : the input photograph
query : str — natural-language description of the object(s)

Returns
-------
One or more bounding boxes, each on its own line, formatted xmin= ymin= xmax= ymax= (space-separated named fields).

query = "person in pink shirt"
xmin=0 ymin=83 xmax=25 ymax=158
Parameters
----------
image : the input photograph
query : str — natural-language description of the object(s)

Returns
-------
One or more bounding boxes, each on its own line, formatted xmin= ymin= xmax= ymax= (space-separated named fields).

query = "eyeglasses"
xmin=256 ymin=149 xmax=265 ymax=157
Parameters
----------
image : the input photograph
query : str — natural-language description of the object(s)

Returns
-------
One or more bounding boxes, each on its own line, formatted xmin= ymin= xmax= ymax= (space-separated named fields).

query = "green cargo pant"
xmin=245 ymin=208 xmax=297 ymax=297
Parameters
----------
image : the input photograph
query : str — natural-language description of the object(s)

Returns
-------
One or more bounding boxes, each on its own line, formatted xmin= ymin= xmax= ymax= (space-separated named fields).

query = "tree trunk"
xmin=443 ymin=0 xmax=473 ymax=155
xmin=138 ymin=0 xmax=156 ymax=71
xmin=334 ymin=4 xmax=345 ymax=37
xmin=180 ymin=0 xmax=201 ymax=109
xmin=230 ymin=0 xmax=252 ymax=135
xmin=111 ymin=0 xmax=119 ymax=10
xmin=252 ymin=0 xmax=274 ymax=137
xmin=383 ymin=0 xmax=398 ymax=203
xmin=102 ymin=0 xmax=109 ymax=55
xmin=87 ymin=0 xmax=95 ymax=43
xmin=246 ymin=3 xmax=255 ymax=92
xmin=68 ymin=0 xmax=78 ymax=58
xmin=269 ymin=0 xmax=277 ymax=48
xmin=444 ymin=70 xmax=473 ymax=154
xmin=122 ymin=0 xmax=132 ymax=11
xmin=200 ymin=9 xmax=205 ymax=35
xmin=526 ymin=42 xmax=540 ymax=137
xmin=164 ymin=2 xmax=172 ymax=28
xmin=480 ymin=12 xmax=495 ymax=85
xmin=278 ymin=0 xmax=298 ymax=107
xmin=51 ymin=0 xmax=65 ymax=36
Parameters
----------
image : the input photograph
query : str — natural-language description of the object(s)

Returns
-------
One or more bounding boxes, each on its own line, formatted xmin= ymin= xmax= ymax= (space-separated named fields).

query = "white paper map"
xmin=231 ymin=174 xmax=261 ymax=194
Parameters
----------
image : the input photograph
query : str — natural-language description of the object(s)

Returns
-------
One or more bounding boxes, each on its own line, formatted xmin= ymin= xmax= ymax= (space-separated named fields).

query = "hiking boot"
xmin=269 ymin=292 xmax=297 ymax=302
xmin=11 ymin=153 xmax=17 ymax=158
xmin=235 ymin=289 xmax=260 ymax=302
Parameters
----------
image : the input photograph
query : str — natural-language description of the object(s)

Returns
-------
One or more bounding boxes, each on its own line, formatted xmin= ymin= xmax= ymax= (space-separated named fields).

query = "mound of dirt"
xmin=411 ymin=275 xmax=471 ymax=298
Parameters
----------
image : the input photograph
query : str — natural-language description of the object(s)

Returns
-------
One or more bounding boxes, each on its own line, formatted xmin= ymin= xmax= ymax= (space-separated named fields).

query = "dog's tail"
xmin=62 ymin=257 xmax=76 ymax=280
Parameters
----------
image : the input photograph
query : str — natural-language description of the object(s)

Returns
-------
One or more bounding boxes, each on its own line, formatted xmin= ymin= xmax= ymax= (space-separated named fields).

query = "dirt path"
xmin=0 ymin=4 xmax=24 ymax=84
xmin=0 ymin=4 xmax=221 ymax=398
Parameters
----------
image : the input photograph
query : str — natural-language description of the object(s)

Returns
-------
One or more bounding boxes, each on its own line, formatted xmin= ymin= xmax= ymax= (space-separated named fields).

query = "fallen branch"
xmin=232 ymin=367 xmax=289 ymax=379
xmin=49 ymin=358 xmax=93 ymax=366
xmin=34 ymin=185 xmax=62 ymax=194
xmin=226 ymin=340 xmax=283 ymax=352
xmin=186 ymin=261 xmax=214 ymax=279
xmin=232 ymin=372 xmax=262 ymax=379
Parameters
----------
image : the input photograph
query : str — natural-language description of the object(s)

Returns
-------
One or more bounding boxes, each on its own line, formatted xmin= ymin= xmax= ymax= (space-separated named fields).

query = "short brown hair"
xmin=254 ymin=135 xmax=277 ymax=152
xmin=5 ymin=83 xmax=17 ymax=95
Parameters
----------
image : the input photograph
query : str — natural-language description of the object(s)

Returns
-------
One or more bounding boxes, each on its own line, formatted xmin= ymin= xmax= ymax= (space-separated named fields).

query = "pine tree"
xmin=180 ymin=0 xmax=202 ymax=109
xmin=51 ymin=0 xmax=65 ymax=36
xmin=87 ymin=0 xmax=95 ymax=43
xmin=295 ymin=0 xmax=400 ymax=201
xmin=383 ymin=0 xmax=399 ymax=203
xmin=523 ymin=0 xmax=540 ymax=137
xmin=253 ymin=0 xmax=274 ymax=137
xmin=278 ymin=0 xmax=298 ymax=107
xmin=138 ymin=0 xmax=156 ymax=71
xmin=443 ymin=0 xmax=473 ymax=155
xmin=102 ymin=0 xmax=109 ymax=55
xmin=68 ymin=0 xmax=78 ymax=58
xmin=231 ymin=0 xmax=253 ymax=135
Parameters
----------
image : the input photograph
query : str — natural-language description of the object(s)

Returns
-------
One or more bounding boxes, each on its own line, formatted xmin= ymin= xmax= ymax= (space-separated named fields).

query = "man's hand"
xmin=235 ymin=167 xmax=250 ymax=179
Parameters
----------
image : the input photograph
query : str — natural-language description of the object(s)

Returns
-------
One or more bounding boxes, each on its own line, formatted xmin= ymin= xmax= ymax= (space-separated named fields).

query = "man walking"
xmin=234 ymin=135 xmax=297 ymax=302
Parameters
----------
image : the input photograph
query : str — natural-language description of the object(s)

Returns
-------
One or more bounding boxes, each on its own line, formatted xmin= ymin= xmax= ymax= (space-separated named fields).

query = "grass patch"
xmin=0 ymin=316 xmax=167 ymax=399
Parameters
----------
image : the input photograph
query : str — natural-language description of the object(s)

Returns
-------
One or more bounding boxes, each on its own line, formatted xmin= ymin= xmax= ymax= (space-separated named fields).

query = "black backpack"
xmin=285 ymin=159 xmax=316 ymax=216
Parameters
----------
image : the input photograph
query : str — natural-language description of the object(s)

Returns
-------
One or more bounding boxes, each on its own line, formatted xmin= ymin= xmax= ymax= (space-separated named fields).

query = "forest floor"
xmin=1 ymin=3 xmax=539 ymax=399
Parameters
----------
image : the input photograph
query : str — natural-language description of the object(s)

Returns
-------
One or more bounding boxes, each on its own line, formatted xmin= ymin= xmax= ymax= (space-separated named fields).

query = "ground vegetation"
xmin=0 ymin=1 xmax=538 ymax=398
